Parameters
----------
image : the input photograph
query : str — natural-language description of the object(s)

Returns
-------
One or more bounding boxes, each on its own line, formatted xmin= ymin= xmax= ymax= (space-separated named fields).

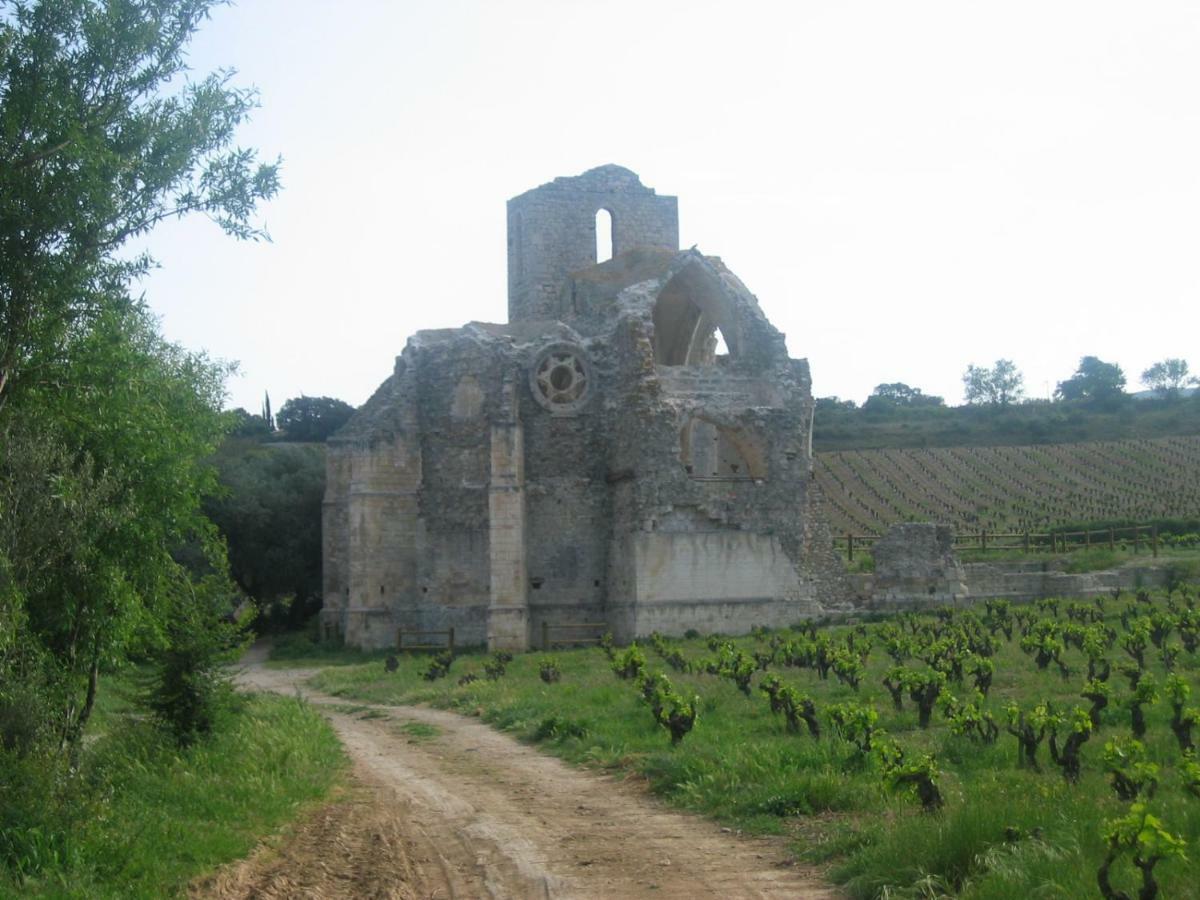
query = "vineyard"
xmin=814 ymin=435 xmax=1200 ymax=536
xmin=306 ymin=586 xmax=1200 ymax=898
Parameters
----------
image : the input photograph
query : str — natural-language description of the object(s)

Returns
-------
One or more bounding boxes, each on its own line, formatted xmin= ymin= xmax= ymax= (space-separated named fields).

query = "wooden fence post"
xmin=981 ymin=530 xmax=987 ymax=552
xmin=1023 ymin=531 xmax=1030 ymax=553
xmin=847 ymin=533 xmax=854 ymax=562
xmin=448 ymin=627 xmax=455 ymax=656
xmin=1109 ymin=528 xmax=1115 ymax=551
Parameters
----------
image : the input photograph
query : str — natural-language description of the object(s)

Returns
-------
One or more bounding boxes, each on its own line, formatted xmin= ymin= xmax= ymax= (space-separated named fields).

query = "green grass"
xmin=397 ymin=721 xmax=439 ymax=740
xmin=264 ymin=629 xmax=393 ymax=667
xmin=305 ymin=593 xmax=1200 ymax=898
xmin=2 ymin=685 xmax=345 ymax=899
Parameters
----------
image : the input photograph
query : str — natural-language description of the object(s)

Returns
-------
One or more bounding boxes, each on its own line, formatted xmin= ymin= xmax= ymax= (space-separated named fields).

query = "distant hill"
xmin=1132 ymin=387 xmax=1197 ymax=400
xmin=812 ymin=396 xmax=1200 ymax=453
xmin=814 ymin=435 xmax=1200 ymax=535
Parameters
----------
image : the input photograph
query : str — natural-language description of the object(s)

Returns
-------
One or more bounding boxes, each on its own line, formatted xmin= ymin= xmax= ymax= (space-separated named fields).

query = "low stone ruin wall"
xmin=847 ymin=522 xmax=1176 ymax=610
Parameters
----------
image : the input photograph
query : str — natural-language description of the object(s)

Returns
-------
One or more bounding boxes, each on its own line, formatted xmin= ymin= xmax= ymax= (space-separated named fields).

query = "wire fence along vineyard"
xmin=814 ymin=435 xmax=1200 ymax=536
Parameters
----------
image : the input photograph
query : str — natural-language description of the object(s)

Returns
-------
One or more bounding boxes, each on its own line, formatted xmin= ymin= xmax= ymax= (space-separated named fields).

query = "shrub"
xmin=637 ymin=672 xmax=698 ymax=745
xmin=1004 ymin=700 xmax=1052 ymax=771
xmin=903 ymin=669 xmax=946 ymax=728
xmin=484 ymin=651 xmax=513 ymax=681
xmin=1128 ymin=674 xmax=1159 ymax=739
xmin=144 ymin=578 xmax=246 ymax=747
xmin=1046 ymin=706 xmax=1093 ymax=783
xmin=0 ymin=749 xmax=90 ymax=880
xmin=1102 ymin=738 xmax=1158 ymax=801
xmin=827 ymin=701 xmax=879 ymax=754
xmin=611 ymin=644 xmax=646 ymax=681
xmin=876 ymin=739 xmax=943 ymax=813
xmin=422 ymin=650 xmax=454 ymax=681
xmin=1097 ymin=805 xmax=1186 ymax=900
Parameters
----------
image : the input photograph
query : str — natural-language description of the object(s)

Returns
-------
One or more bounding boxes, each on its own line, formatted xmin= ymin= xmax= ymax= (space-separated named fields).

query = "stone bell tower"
xmin=506 ymin=164 xmax=678 ymax=323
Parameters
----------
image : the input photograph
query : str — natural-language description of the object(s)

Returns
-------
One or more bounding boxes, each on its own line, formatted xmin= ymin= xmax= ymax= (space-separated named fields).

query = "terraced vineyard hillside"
xmin=814 ymin=434 xmax=1200 ymax=535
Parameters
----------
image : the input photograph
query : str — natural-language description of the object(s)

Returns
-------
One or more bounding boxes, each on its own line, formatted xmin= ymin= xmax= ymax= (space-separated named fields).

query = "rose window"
xmin=529 ymin=344 xmax=592 ymax=413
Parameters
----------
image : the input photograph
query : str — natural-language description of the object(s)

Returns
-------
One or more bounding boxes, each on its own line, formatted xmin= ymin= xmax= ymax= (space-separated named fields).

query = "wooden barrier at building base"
xmin=836 ymin=525 xmax=1159 ymax=561
xmin=396 ymin=627 xmax=455 ymax=654
xmin=542 ymin=621 xmax=607 ymax=651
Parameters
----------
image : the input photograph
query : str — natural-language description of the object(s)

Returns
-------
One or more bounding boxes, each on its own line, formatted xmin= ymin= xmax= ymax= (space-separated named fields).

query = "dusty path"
xmin=209 ymin=645 xmax=840 ymax=899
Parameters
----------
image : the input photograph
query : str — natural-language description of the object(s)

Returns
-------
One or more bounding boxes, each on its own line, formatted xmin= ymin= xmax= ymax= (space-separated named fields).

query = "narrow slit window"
xmin=595 ymin=208 xmax=613 ymax=262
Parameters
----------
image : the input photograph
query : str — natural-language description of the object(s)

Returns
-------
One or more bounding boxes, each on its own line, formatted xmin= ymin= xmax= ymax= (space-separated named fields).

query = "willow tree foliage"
xmin=0 ymin=0 xmax=279 ymax=405
xmin=0 ymin=0 xmax=278 ymax=752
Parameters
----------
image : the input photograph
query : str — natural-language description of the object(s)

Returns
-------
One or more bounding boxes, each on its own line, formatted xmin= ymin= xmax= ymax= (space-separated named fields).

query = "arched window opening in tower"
xmin=595 ymin=208 xmax=613 ymax=263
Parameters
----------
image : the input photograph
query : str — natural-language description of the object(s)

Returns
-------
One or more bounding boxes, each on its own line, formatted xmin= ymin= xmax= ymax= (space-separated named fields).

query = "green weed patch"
xmin=3 ymin=692 xmax=344 ymax=898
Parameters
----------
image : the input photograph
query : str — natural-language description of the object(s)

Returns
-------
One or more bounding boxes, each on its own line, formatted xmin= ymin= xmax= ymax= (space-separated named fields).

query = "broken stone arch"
xmin=679 ymin=413 xmax=766 ymax=479
xmin=652 ymin=259 xmax=740 ymax=366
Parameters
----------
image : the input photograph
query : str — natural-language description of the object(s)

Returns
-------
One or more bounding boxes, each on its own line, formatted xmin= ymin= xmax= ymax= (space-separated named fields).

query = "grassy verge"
xmin=3 ymin=684 xmax=345 ymax=899
xmin=265 ymin=628 xmax=394 ymax=667
xmin=299 ymin=594 xmax=1200 ymax=898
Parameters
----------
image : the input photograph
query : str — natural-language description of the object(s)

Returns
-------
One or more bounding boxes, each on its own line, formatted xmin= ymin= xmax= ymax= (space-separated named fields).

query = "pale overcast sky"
xmin=135 ymin=1 xmax=1200 ymax=412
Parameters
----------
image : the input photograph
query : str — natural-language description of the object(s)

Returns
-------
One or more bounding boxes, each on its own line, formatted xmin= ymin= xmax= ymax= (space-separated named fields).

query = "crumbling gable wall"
xmin=594 ymin=252 xmax=835 ymax=639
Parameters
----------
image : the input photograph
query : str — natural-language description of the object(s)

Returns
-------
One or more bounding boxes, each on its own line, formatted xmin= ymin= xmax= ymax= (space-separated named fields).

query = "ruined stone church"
xmin=322 ymin=166 xmax=844 ymax=651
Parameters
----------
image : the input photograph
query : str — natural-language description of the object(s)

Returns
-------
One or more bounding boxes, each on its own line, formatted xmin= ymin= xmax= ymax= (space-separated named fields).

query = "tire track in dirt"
xmin=213 ymin=649 xmax=840 ymax=899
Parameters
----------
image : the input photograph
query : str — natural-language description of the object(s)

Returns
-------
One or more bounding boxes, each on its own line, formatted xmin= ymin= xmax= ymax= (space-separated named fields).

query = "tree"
xmin=962 ymin=359 xmax=1024 ymax=406
xmin=1141 ymin=358 xmax=1195 ymax=400
xmin=276 ymin=395 xmax=355 ymax=442
xmin=2 ymin=301 xmax=235 ymax=747
xmin=815 ymin=396 xmax=857 ymax=413
xmin=1056 ymin=356 xmax=1127 ymax=408
xmin=204 ymin=440 xmax=325 ymax=629
xmin=0 ymin=0 xmax=280 ymax=407
xmin=228 ymin=407 xmax=272 ymax=440
xmin=262 ymin=390 xmax=275 ymax=431
xmin=0 ymin=0 xmax=277 ymax=752
xmin=863 ymin=382 xmax=944 ymax=413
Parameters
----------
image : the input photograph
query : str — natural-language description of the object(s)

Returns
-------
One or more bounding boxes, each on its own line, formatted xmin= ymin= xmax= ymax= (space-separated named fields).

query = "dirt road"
xmin=201 ymin=647 xmax=839 ymax=899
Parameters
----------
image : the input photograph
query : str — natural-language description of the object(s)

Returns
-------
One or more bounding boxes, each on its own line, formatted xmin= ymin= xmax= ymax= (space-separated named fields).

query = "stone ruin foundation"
xmin=854 ymin=522 xmax=1173 ymax=609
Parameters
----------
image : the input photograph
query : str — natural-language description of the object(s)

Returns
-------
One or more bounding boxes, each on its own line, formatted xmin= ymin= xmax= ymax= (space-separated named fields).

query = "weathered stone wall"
xmin=319 ymin=444 xmax=351 ymax=638
xmin=507 ymin=166 xmax=678 ymax=323
xmin=325 ymin=166 xmax=852 ymax=651
xmin=611 ymin=531 xmax=819 ymax=640
xmin=857 ymin=523 xmax=1175 ymax=610
xmin=344 ymin=434 xmax=422 ymax=647
xmin=959 ymin=561 xmax=1171 ymax=602
xmin=870 ymin=523 xmax=968 ymax=607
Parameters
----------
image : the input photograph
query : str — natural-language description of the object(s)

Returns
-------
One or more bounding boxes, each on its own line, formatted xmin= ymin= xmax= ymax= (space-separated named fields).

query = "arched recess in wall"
xmin=595 ymin=208 xmax=614 ymax=263
xmin=679 ymin=414 xmax=766 ymax=479
xmin=652 ymin=261 xmax=739 ymax=365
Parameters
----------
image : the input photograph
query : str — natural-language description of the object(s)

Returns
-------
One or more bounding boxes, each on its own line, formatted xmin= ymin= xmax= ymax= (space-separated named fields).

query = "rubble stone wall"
xmin=507 ymin=166 xmax=678 ymax=323
xmin=324 ymin=167 xmax=852 ymax=651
